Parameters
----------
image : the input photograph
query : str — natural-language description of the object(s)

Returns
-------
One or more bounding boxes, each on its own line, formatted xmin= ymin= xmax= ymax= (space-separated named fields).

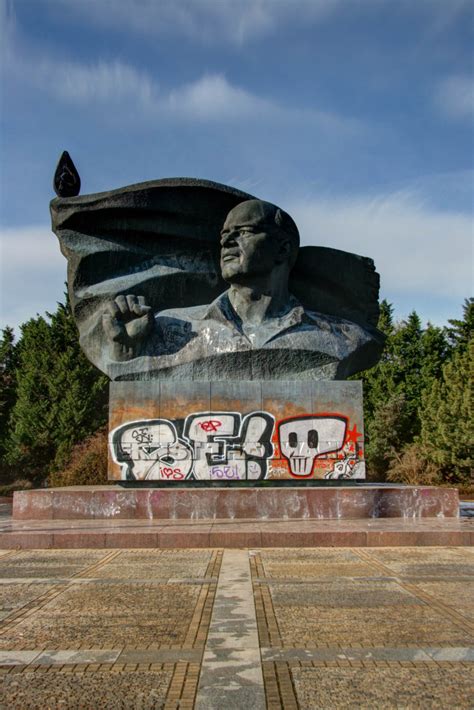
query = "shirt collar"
xmin=199 ymin=290 xmax=307 ymax=339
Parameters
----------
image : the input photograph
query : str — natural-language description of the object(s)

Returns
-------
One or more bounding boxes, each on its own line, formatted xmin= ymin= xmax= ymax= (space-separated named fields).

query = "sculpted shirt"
xmin=100 ymin=291 xmax=383 ymax=381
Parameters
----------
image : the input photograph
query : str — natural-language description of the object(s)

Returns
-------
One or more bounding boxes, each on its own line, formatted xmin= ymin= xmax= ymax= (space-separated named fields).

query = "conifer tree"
xmin=359 ymin=303 xmax=426 ymax=477
xmin=420 ymin=322 xmax=451 ymax=389
xmin=360 ymin=304 xmax=455 ymax=479
xmin=446 ymin=298 xmax=474 ymax=352
xmin=358 ymin=300 xmax=395 ymax=416
xmin=419 ymin=344 xmax=472 ymax=484
xmin=389 ymin=311 xmax=424 ymax=441
xmin=47 ymin=300 xmax=109 ymax=468
xmin=6 ymin=297 xmax=108 ymax=482
xmin=418 ymin=305 xmax=473 ymax=484
xmin=6 ymin=316 xmax=56 ymax=477
xmin=0 ymin=327 xmax=18 ymax=462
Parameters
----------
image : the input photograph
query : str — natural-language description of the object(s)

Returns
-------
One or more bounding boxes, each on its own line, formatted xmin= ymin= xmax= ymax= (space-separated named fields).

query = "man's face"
xmin=220 ymin=201 xmax=283 ymax=283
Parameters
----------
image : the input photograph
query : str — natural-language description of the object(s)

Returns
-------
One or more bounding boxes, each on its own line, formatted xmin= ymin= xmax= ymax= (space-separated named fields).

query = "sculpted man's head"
xmin=220 ymin=200 xmax=300 ymax=285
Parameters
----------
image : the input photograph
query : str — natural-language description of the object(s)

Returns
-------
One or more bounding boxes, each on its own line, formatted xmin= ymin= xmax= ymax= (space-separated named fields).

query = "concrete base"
xmin=108 ymin=380 xmax=366 ymax=482
xmin=13 ymin=485 xmax=459 ymax=521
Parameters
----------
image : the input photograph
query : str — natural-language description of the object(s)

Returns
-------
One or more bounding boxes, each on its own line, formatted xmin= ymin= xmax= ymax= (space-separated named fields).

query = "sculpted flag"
xmin=50 ymin=178 xmax=382 ymax=379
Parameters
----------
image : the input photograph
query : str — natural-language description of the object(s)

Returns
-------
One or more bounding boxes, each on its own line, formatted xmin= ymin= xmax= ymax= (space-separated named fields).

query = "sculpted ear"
xmin=276 ymin=237 xmax=292 ymax=265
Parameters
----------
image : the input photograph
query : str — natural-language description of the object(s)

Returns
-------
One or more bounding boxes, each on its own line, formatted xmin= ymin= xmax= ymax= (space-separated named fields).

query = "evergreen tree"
xmin=359 ymin=304 xmax=455 ymax=479
xmin=358 ymin=299 xmax=395 ymax=419
xmin=0 ymin=327 xmax=18 ymax=464
xmin=420 ymin=322 xmax=451 ymax=389
xmin=364 ymin=392 xmax=413 ymax=477
xmin=419 ymin=331 xmax=473 ymax=485
xmin=446 ymin=297 xmax=474 ymax=353
xmin=359 ymin=303 xmax=427 ymax=477
xmin=47 ymin=300 xmax=109 ymax=468
xmin=6 ymin=316 xmax=56 ymax=477
xmin=6 ymin=297 xmax=108 ymax=482
xmin=389 ymin=311 xmax=424 ymax=441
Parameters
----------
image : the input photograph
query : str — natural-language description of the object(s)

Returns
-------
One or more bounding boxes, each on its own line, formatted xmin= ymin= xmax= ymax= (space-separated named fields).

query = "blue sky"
xmin=1 ymin=0 xmax=473 ymax=333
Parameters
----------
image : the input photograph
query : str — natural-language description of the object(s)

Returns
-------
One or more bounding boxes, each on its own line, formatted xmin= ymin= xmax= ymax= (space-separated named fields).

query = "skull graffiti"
xmin=278 ymin=416 xmax=348 ymax=477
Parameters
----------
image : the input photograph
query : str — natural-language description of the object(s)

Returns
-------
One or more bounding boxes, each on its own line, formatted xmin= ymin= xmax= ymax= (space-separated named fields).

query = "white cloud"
xmin=164 ymin=74 xmax=271 ymax=120
xmin=289 ymin=191 xmax=473 ymax=304
xmin=161 ymin=73 xmax=359 ymax=132
xmin=0 ymin=0 xmax=365 ymax=132
xmin=1 ymin=226 xmax=65 ymax=270
xmin=12 ymin=55 xmax=264 ymax=120
xmin=435 ymin=75 xmax=474 ymax=120
xmin=1 ymin=13 xmax=158 ymax=110
xmin=3 ymin=32 xmax=362 ymax=134
xmin=0 ymin=226 xmax=66 ymax=332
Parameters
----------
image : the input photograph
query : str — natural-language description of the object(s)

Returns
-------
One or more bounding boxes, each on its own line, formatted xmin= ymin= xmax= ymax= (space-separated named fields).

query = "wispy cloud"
xmin=162 ymin=73 xmax=360 ymax=134
xmin=50 ymin=60 xmax=156 ymax=106
xmin=435 ymin=75 xmax=474 ymax=121
xmin=40 ymin=0 xmax=472 ymax=45
xmin=42 ymin=0 xmax=342 ymax=45
xmin=3 ymin=32 xmax=362 ymax=135
xmin=289 ymin=191 xmax=473 ymax=304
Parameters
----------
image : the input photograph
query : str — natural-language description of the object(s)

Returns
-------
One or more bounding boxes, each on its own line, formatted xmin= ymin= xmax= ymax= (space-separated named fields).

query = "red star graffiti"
xmin=345 ymin=424 xmax=362 ymax=446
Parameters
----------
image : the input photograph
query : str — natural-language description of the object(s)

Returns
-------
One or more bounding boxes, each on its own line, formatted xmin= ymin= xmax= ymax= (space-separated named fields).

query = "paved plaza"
xmin=0 ymin=547 xmax=473 ymax=708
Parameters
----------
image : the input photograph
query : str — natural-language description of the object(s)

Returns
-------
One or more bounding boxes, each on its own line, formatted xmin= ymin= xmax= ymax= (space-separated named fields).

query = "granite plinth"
xmin=13 ymin=486 xmax=459 ymax=522
xmin=0 ymin=517 xmax=471 ymax=549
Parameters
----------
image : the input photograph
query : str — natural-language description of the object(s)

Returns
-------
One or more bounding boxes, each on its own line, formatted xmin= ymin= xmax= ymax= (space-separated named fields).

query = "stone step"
xmin=1 ymin=517 xmax=472 ymax=549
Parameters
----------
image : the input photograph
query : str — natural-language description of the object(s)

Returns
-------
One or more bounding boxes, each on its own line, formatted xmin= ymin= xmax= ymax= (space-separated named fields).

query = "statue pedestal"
xmin=13 ymin=485 xmax=459 ymax=521
xmin=7 ymin=486 xmax=464 ymax=548
xmin=108 ymin=380 xmax=366 ymax=483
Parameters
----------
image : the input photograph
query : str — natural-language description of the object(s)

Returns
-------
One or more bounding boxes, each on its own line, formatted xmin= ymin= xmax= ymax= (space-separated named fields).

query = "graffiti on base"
xmin=323 ymin=424 xmax=365 ymax=479
xmin=111 ymin=411 xmax=274 ymax=481
xmin=110 ymin=419 xmax=194 ymax=481
xmin=110 ymin=411 xmax=364 ymax=481
xmin=278 ymin=415 xmax=347 ymax=478
xmin=184 ymin=412 xmax=274 ymax=481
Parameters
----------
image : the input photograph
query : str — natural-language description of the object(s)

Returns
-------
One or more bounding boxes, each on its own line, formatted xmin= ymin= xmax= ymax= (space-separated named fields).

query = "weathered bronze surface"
xmin=51 ymin=171 xmax=384 ymax=381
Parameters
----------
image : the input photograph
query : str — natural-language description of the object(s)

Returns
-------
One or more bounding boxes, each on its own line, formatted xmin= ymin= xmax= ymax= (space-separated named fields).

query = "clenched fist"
xmin=102 ymin=295 xmax=154 ymax=360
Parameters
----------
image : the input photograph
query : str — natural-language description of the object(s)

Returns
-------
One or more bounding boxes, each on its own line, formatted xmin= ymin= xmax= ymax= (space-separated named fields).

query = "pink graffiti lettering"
xmin=161 ymin=467 xmax=185 ymax=480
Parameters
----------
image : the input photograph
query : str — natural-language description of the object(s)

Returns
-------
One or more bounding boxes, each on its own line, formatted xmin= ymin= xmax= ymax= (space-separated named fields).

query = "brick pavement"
xmin=0 ymin=547 xmax=472 ymax=708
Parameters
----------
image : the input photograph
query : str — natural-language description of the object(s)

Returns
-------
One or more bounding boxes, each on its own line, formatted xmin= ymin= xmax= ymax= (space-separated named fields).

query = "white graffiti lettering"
xmin=183 ymin=411 xmax=274 ymax=481
xmin=110 ymin=411 xmax=274 ymax=481
xmin=110 ymin=419 xmax=193 ymax=481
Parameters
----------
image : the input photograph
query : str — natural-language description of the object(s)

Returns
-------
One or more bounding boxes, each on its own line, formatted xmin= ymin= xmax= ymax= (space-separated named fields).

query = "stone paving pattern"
xmin=0 ymin=547 xmax=472 ymax=708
